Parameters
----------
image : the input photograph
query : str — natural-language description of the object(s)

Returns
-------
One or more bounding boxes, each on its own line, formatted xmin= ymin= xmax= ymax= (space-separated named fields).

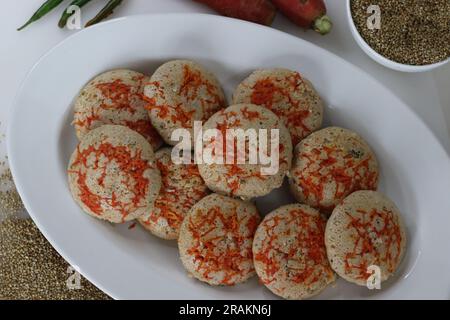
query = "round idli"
xmin=233 ymin=68 xmax=323 ymax=145
xmin=139 ymin=148 xmax=209 ymax=240
xmin=253 ymin=204 xmax=335 ymax=299
xmin=145 ymin=60 xmax=226 ymax=145
xmin=73 ymin=69 xmax=163 ymax=150
xmin=68 ymin=125 xmax=161 ymax=223
xmin=198 ymin=104 xmax=293 ymax=200
xmin=289 ymin=127 xmax=379 ymax=213
xmin=178 ymin=193 xmax=260 ymax=286
xmin=325 ymin=190 xmax=407 ymax=286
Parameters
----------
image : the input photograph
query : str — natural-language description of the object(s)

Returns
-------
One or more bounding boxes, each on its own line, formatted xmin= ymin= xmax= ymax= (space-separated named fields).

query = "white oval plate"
xmin=8 ymin=14 xmax=450 ymax=299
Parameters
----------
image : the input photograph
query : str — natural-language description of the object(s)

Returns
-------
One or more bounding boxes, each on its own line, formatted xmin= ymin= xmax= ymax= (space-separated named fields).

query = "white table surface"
xmin=1 ymin=0 xmax=449 ymax=182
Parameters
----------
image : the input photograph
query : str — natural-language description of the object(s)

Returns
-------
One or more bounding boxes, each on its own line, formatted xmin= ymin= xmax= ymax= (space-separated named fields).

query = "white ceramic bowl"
xmin=346 ymin=0 xmax=450 ymax=72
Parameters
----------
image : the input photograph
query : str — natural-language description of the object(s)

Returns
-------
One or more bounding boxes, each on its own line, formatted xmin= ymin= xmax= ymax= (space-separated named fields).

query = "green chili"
xmin=18 ymin=0 xmax=65 ymax=31
xmin=58 ymin=0 xmax=93 ymax=28
xmin=85 ymin=0 xmax=124 ymax=27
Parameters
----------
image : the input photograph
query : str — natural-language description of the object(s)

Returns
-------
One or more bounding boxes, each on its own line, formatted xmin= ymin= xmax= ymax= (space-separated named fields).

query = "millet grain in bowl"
xmin=351 ymin=0 xmax=450 ymax=65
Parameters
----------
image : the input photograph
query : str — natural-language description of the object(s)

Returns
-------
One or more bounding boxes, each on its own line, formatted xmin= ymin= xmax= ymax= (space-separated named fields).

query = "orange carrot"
xmin=195 ymin=0 xmax=276 ymax=26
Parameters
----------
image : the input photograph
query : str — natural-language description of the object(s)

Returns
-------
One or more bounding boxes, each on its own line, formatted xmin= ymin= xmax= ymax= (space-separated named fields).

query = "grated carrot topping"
xmin=186 ymin=205 xmax=257 ymax=285
xmin=180 ymin=65 xmax=225 ymax=120
xmin=143 ymin=153 xmax=208 ymax=230
xmin=123 ymin=119 xmax=161 ymax=147
xmin=73 ymin=110 xmax=101 ymax=131
xmin=69 ymin=141 xmax=152 ymax=221
xmin=254 ymin=209 xmax=334 ymax=288
xmin=96 ymin=79 xmax=136 ymax=114
xmin=241 ymin=106 xmax=265 ymax=121
xmin=74 ymin=76 xmax=160 ymax=147
xmin=250 ymin=73 xmax=312 ymax=145
xmin=213 ymin=110 xmax=268 ymax=195
xmin=344 ymin=208 xmax=403 ymax=280
xmin=295 ymin=145 xmax=378 ymax=212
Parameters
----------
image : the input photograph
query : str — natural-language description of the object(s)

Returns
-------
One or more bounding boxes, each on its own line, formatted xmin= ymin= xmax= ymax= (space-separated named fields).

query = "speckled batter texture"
xmin=233 ymin=68 xmax=323 ymax=146
xmin=198 ymin=104 xmax=293 ymax=200
xmin=253 ymin=204 xmax=335 ymax=299
xmin=138 ymin=148 xmax=210 ymax=240
xmin=73 ymin=69 xmax=163 ymax=150
xmin=178 ymin=193 xmax=260 ymax=286
xmin=325 ymin=190 xmax=407 ymax=286
xmin=289 ymin=127 xmax=379 ymax=213
xmin=145 ymin=60 xmax=226 ymax=145
xmin=68 ymin=125 xmax=161 ymax=223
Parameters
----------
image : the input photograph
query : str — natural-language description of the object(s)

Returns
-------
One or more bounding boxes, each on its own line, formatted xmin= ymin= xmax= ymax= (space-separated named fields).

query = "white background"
xmin=1 ymin=1 xmax=449 ymax=299
xmin=1 ymin=0 xmax=449 ymax=169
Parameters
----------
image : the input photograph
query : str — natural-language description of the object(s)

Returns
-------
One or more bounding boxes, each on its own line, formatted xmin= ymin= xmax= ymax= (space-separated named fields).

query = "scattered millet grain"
xmin=0 ymin=140 xmax=108 ymax=299
xmin=351 ymin=0 xmax=450 ymax=65
xmin=0 ymin=218 xmax=111 ymax=300
xmin=0 ymin=169 xmax=24 ymax=218
xmin=0 ymin=125 xmax=108 ymax=299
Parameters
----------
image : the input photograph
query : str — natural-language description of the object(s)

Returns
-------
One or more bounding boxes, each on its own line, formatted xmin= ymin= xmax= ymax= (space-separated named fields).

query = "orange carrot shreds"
xmin=69 ymin=141 xmax=152 ymax=222
xmin=73 ymin=70 xmax=163 ymax=150
xmin=123 ymin=119 xmax=161 ymax=146
xmin=96 ymin=79 xmax=135 ymax=113
xmin=290 ymin=128 xmax=378 ymax=213
xmin=251 ymin=75 xmax=311 ymax=146
xmin=144 ymin=61 xmax=226 ymax=146
xmin=225 ymin=165 xmax=267 ymax=196
xmin=179 ymin=194 xmax=260 ymax=286
xmin=73 ymin=110 xmax=101 ymax=131
xmin=180 ymin=65 xmax=225 ymax=120
xmin=343 ymin=208 xmax=403 ymax=281
xmin=144 ymin=97 xmax=171 ymax=119
xmin=210 ymin=108 xmax=269 ymax=196
xmin=68 ymin=170 xmax=103 ymax=216
xmin=251 ymin=78 xmax=278 ymax=106
xmin=138 ymin=148 xmax=209 ymax=240
xmin=325 ymin=191 xmax=407 ymax=287
xmin=295 ymin=146 xmax=377 ymax=212
xmin=253 ymin=204 xmax=335 ymax=299
xmin=144 ymin=94 xmax=198 ymax=129
xmin=199 ymin=104 xmax=293 ymax=200
xmin=241 ymin=106 xmax=266 ymax=121
xmin=233 ymin=69 xmax=324 ymax=146
xmin=171 ymin=104 xmax=196 ymax=128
